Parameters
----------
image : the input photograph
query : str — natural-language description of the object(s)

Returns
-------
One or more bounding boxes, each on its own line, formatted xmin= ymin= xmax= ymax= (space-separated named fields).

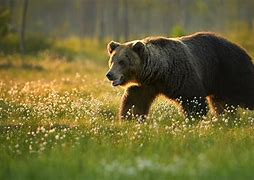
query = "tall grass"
xmin=1 ymin=31 xmax=254 ymax=179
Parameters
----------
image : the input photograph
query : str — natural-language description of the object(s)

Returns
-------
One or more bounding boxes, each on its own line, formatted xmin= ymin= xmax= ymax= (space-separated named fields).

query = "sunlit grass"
xmin=1 ymin=36 xmax=254 ymax=179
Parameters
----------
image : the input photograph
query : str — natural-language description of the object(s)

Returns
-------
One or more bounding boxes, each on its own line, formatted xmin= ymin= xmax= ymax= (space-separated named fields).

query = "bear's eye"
xmin=118 ymin=60 xmax=125 ymax=66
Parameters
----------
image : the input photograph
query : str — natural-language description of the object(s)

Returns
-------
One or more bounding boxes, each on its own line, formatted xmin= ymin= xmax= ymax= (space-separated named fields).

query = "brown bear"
xmin=106 ymin=32 xmax=254 ymax=120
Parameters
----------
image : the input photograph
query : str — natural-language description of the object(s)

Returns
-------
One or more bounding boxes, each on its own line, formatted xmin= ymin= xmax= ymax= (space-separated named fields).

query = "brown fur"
xmin=106 ymin=32 xmax=254 ymax=120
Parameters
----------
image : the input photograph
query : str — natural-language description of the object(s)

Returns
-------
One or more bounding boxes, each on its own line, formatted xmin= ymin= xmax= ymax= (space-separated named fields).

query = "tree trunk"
xmin=20 ymin=0 xmax=28 ymax=54
xmin=96 ymin=0 xmax=105 ymax=41
xmin=81 ymin=0 xmax=97 ymax=38
xmin=123 ymin=0 xmax=129 ymax=41
xmin=179 ymin=0 xmax=187 ymax=28
xmin=113 ymin=0 xmax=120 ymax=41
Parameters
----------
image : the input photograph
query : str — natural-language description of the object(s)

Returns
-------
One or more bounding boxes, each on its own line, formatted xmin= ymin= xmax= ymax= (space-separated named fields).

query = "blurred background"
xmin=0 ymin=0 xmax=254 ymax=57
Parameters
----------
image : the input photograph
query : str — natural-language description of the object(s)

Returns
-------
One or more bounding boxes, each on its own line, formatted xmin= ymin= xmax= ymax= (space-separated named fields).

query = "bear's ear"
xmin=107 ymin=41 xmax=120 ymax=54
xmin=132 ymin=41 xmax=145 ymax=57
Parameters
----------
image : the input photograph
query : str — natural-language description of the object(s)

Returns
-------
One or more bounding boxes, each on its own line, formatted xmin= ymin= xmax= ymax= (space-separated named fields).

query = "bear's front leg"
xmin=120 ymin=86 xmax=157 ymax=120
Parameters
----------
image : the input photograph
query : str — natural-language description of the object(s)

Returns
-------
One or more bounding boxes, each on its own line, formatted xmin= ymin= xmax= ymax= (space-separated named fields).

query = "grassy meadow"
xmin=1 ymin=34 xmax=254 ymax=180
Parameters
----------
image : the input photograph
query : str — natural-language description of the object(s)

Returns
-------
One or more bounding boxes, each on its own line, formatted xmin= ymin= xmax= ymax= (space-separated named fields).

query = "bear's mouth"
xmin=112 ymin=76 xmax=124 ymax=86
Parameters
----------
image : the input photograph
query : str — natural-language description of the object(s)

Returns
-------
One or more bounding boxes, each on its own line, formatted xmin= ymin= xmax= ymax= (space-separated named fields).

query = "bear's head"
xmin=106 ymin=40 xmax=145 ymax=87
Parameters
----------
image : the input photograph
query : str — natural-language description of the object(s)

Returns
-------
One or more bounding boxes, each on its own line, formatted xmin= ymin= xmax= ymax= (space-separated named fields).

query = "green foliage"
xmin=0 ymin=7 xmax=10 ymax=38
xmin=51 ymin=37 xmax=108 ymax=61
xmin=170 ymin=25 xmax=186 ymax=37
xmin=0 ymin=34 xmax=108 ymax=62
xmin=225 ymin=22 xmax=254 ymax=57
xmin=0 ymin=33 xmax=52 ymax=54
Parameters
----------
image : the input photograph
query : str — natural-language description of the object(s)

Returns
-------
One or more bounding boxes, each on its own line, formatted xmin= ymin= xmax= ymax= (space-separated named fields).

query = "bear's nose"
xmin=106 ymin=72 xmax=114 ymax=80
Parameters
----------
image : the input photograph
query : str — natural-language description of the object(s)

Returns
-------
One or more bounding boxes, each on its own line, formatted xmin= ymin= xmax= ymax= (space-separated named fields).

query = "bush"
xmin=0 ymin=33 xmax=52 ymax=54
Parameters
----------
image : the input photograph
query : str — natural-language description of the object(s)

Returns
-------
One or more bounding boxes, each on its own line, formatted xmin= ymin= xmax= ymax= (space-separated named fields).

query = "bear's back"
xmin=181 ymin=32 xmax=254 ymax=98
xmin=142 ymin=32 xmax=254 ymax=96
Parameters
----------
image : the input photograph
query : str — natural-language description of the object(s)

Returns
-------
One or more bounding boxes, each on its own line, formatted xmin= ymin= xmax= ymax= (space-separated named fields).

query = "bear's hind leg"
xmin=207 ymin=96 xmax=225 ymax=115
xmin=207 ymin=96 xmax=237 ymax=116
xmin=120 ymin=86 xmax=158 ymax=120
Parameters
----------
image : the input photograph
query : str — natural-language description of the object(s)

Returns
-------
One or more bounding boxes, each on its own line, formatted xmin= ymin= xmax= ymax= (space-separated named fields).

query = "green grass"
xmin=1 ymin=37 xmax=254 ymax=180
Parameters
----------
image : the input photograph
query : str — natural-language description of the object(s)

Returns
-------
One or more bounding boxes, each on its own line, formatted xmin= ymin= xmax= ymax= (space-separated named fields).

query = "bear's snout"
xmin=106 ymin=71 xmax=114 ymax=80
